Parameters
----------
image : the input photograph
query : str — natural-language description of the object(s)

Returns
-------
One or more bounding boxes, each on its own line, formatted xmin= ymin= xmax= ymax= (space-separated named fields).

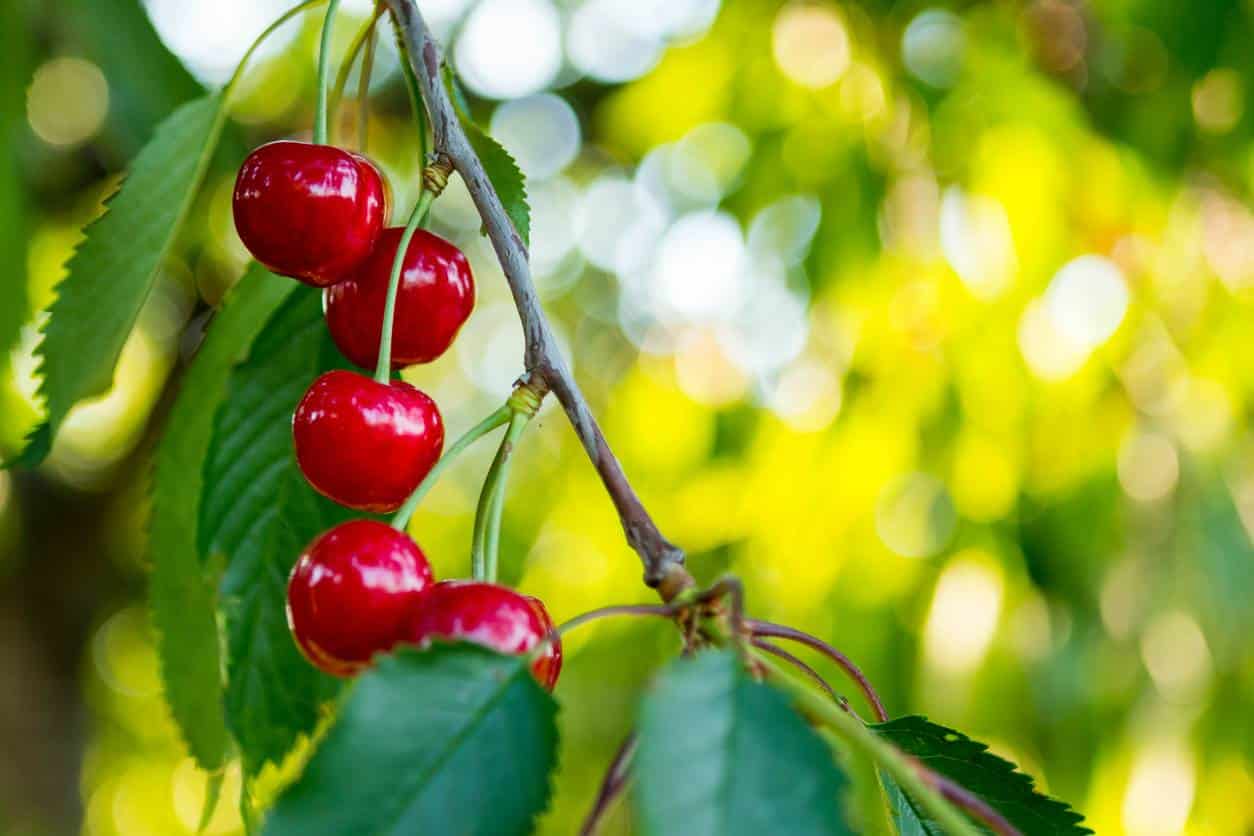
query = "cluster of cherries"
xmin=232 ymin=139 xmax=560 ymax=689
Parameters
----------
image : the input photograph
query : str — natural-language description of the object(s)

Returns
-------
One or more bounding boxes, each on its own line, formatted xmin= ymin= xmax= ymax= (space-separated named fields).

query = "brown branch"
xmin=746 ymin=620 xmax=889 ymax=722
xmin=750 ymin=638 xmax=844 ymax=707
xmin=384 ymin=0 xmax=689 ymax=595
xmin=578 ymin=733 xmax=637 ymax=836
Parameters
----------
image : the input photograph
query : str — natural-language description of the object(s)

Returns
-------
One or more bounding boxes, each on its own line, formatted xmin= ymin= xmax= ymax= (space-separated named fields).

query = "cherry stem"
xmin=750 ymin=637 xmax=844 ymax=708
xmin=556 ymin=604 xmax=677 ymax=637
xmin=389 ymin=13 xmax=430 ymax=165
xmin=328 ymin=5 xmax=383 ymax=145
xmin=390 ymin=405 xmax=511 ymax=532
xmin=373 ymin=188 xmax=435 ymax=384
xmin=578 ymin=733 xmax=637 ymax=836
xmin=746 ymin=619 xmax=889 ymax=723
xmin=313 ymin=0 xmax=342 ymax=145
xmin=356 ymin=12 xmax=378 ymax=152
xmin=471 ymin=410 xmax=530 ymax=582
xmin=226 ymin=0 xmax=327 ymax=99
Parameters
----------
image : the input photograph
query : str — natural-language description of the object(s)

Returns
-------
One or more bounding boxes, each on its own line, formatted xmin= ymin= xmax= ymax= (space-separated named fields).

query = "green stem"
xmin=356 ymin=13 xmax=378 ymax=152
xmin=224 ymin=0 xmax=327 ymax=99
xmin=390 ymin=13 xmax=430 ymax=163
xmin=754 ymin=652 xmax=983 ymax=836
xmin=313 ymin=0 xmax=342 ymax=144
xmin=328 ymin=6 xmax=383 ymax=142
xmin=375 ymin=189 xmax=435 ymax=382
xmin=390 ymin=405 xmax=512 ymax=531
xmin=471 ymin=411 xmax=530 ymax=582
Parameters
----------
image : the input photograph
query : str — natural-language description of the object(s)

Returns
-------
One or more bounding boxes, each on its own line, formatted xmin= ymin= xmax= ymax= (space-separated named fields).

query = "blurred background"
xmin=2 ymin=0 xmax=1253 ymax=833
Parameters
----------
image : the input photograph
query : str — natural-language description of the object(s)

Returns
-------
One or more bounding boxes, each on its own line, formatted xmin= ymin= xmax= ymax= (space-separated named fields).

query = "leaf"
xmin=463 ymin=127 xmax=530 ymax=249
xmin=264 ymin=644 xmax=559 ymax=836
xmin=199 ymin=288 xmax=355 ymax=775
xmin=10 ymin=92 xmax=229 ymax=467
xmin=199 ymin=770 xmax=226 ymax=833
xmin=882 ymin=774 xmax=944 ymax=836
xmin=63 ymin=0 xmax=204 ymax=152
xmin=149 ymin=264 xmax=295 ymax=771
xmin=633 ymin=650 xmax=854 ymax=836
xmin=443 ymin=66 xmax=531 ymax=248
xmin=872 ymin=716 xmax=1093 ymax=835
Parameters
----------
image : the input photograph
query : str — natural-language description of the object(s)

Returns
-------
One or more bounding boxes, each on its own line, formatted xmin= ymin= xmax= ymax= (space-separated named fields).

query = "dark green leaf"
xmin=63 ymin=0 xmax=204 ymax=153
xmin=633 ymin=650 xmax=854 ymax=836
xmin=149 ymin=265 xmax=294 ymax=771
xmin=200 ymin=288 xmax=353 ymax=775
xmin=11 ymin=92 xmax=228 ymax=467
xmin=872 ymin=716 xmax=1092 ymax=835
xmin=264 ymin=644 xmax=559 ymax=836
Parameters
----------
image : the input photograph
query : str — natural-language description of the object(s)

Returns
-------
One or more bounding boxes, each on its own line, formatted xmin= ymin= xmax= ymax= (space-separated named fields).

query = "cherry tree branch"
xmin=384 ymin=0 xmax=689 ymax=595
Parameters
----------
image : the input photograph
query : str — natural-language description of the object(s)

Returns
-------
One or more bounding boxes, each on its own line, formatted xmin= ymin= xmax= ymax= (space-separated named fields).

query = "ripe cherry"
xmin=404 ymin=581 xmax=562 ymax=690
xmin=286 ymin=519 xmax=434 ymax=677
xmin=293 ymin=370 xmax=443 ymax=513
xmin=325 ymin=227 xmax=475 ymax=370
xmin=233 ymin=141 xmax=388 ymax=287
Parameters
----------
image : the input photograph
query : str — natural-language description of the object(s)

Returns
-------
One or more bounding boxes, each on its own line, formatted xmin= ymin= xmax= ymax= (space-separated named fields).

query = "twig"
xmin=579 ymin=734 xmax=637 ymax=836
xmin=747 ymin=619 xmax=889 ymax=722
xmin=383 ymin=0 xmax=690 ymax=595
xmin=750 ymin=638 xmax=844 ymax=707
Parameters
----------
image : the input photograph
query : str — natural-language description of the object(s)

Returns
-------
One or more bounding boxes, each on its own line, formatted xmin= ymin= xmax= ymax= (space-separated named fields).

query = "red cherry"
xmin=293 ymin=370 xmax=443 ymax=513
xmin=233 ymin=141 xmax=387 ymax=287
xmin=286 ymin=519 xmax=434 ymax=677
xmin=404 ymin=581 xmax=562 ymax=690
xmin=325 ymin=227 xmax=475 ymax=370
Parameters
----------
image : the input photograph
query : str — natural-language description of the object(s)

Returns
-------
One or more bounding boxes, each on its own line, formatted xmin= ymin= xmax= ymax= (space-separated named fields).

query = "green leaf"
xmin=443 ymin=66 xmax=531 ymax=248
xmin=882 ymin=774 xmax=945 ymax=836
xmin=10 ymin=92 xmax=229 ymax=467
xmin=63 ymin=0 xmax=204 ymax=152
xmin=199 ymin=288 xmax=354 ymax=775
xmin=264 ymin=644 xmax=559 ymax=836
xmin=633 ymin=650 xmax=854 ymax=836
xmin=149 ymin=265 xmax=295 ymax=771
xmin=872 ymin=716 xmax=1092 ymax=836
xmin=464 ymin=126 xmax=531 ymax=249
xmin=199 ymin=770 xmax=226 ymax=833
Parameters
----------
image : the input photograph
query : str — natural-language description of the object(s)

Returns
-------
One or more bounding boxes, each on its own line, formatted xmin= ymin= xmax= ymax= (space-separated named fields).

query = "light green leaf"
xmin=149 ymin=264 xmax=295 ymax=771
xmin=634 ymin=650 xmax=854 ymax=836
xmin=264 ymin=644 xmax=559 ymax=836
xmin=199 ymin=288 xmax=353 ymax=775
xmin=11 ymin=92 xmax=229 ymax=467
xmin=872 ymin=716 xmax=1092 ymax=835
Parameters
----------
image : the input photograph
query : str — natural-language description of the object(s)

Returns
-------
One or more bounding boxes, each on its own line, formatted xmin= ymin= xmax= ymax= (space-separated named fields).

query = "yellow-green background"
xmin=2 ymin=0 xmax=1252 ymax=834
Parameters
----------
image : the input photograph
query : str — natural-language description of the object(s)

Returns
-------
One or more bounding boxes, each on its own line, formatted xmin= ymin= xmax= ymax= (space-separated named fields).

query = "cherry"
xmin=286 ymin=519 xmax=434 ymax=677
xmin=293 ymin=370 xmax=444 ymax=513
xmin=233 ymin=140 xmax=388 ymax=287
xmin=325 ymin=227 xmax=475 ymax=370
xmin=404 ymin=581 xmax=562 ymax=690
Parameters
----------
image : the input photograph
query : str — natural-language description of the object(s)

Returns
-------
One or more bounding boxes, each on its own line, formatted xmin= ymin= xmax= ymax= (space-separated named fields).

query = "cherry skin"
xmin=325 ymin=227 xmax=475 ymax=370
xmin=286 ymin=519 xmax=434 ymax=677
xmin=233 ymin=140 xmax=387 ymax=287
xmin=404 ymin=581 xmax=562 ymax=690
xmin=293 ymin=370 xmax=444 ymax=513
